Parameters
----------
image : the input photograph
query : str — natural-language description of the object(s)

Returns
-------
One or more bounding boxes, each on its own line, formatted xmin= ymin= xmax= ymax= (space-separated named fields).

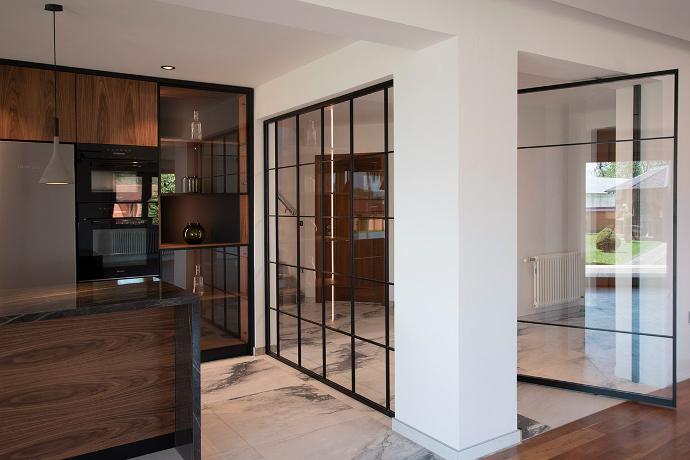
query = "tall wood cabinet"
xmin=76 ymin=74 xmax=158 ymax=146
xmin=0 ymin=64 xmax=76 ymax=142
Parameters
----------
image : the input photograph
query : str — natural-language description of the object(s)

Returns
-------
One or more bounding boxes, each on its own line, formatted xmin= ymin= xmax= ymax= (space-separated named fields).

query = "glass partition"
xmin=517 ymin=71 xmax=677 ymax=406
xmin=265 ymin=82 xmax=394 ymax=414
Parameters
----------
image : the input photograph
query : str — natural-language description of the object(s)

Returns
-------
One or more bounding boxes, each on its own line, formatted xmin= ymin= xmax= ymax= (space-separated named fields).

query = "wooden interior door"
xmin=315 ymin=154 xmax=386 ymax=303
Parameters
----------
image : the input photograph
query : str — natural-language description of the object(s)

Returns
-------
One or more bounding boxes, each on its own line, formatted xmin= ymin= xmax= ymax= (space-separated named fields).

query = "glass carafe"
xmin=191 ymin=110 xmax=203 ymax=140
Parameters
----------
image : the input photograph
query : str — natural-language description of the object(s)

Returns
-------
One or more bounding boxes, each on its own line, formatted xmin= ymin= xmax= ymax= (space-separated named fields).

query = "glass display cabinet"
xmin=158 ymin=84 xmax=252 ymax=360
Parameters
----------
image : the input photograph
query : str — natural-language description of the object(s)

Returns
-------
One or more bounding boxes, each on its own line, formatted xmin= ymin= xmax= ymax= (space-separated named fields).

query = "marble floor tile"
xmin=252 ymin=416 xmax=439 ymax=460
xmin=517 ymin=414 xmax=549 ymax=440
xmin=517 ymin=381 xmax=622 ymax=429
xmin=200 ymin=356 xmax=437 ymax=460
xmin=202 ymin=356 xmax=306 ymax=405
xmin=211 ymin=384 xmax=364 ymax=447
xmin=201 ymin=411 xmax=255 ymax=458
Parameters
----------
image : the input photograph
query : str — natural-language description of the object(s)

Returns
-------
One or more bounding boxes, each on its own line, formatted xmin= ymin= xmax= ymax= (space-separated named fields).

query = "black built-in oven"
xmin=76 ymin=145 xmax=160 ymax=282
xmin=76 ymin=144 xmax=158 ymax=203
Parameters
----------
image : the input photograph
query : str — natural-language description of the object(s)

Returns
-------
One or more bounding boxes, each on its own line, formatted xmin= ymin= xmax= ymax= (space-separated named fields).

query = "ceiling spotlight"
xmin=161 ymin=65 xmax=175 ymax=70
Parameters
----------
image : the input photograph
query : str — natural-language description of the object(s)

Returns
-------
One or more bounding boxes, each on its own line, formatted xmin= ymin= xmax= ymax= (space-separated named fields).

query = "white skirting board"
xmin=392 ymin=418 xmax=521 ymax=460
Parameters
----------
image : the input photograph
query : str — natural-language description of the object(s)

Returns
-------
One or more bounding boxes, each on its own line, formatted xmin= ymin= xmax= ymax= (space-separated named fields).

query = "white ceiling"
xmin=551 ymin=0 xmax=690 ymax=43
xmin=0 ymin=0 xmax=354 ymax=87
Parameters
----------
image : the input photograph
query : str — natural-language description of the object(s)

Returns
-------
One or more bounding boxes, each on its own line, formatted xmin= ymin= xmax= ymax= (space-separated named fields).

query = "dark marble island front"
xmin=0 ymin=278 xmax=200 ymax=460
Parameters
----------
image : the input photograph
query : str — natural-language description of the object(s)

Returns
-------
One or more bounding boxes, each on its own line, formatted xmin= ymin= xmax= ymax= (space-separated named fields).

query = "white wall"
xmin=250 ymin=0 xmax=690 ymax=457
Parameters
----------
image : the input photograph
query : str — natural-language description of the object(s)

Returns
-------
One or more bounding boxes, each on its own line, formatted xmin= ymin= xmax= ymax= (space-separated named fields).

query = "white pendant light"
xmin=40 ymin=3 xmax=73 ymax=185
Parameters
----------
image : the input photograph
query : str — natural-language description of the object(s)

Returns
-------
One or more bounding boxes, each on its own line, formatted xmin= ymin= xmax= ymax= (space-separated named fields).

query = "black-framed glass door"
xmin=264 ymin=81 xmax=395 ymax=415
xmin=517 ymin=70 xmax=677 ymax=406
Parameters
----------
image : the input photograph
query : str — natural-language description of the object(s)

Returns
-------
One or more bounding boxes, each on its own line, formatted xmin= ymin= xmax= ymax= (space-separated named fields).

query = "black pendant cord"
xmin=52 ymin=8 xmax=59 ymax=136
xmin=45 ymin=4 xmax=62 ymax=136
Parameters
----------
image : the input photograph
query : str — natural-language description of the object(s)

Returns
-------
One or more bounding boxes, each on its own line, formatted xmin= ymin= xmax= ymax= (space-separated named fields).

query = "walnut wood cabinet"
xmin=76 ymin=74 xmax=158 ymax=146
xmin=0 ymin=64 xmax=76 ymax=142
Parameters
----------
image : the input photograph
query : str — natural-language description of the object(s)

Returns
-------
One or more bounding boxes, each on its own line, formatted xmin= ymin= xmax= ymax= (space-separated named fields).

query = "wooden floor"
xmin=486 ymin=380 xmax=690 ymax=459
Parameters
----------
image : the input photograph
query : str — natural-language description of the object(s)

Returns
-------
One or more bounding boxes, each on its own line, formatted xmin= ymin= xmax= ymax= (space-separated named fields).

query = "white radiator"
xmin=525 ymin=252 xmax=584 ymax=308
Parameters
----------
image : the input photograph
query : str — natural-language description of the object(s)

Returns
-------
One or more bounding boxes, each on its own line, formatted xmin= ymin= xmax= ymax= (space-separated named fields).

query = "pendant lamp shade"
xmin=40 ymin=3 xmax=72 ymax=185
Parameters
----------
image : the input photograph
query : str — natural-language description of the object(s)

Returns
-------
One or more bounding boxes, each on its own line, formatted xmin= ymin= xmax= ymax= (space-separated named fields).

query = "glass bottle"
xmin=191 ymin=110 xmax=203 ymax=140
xmin=193 ymin=264 xmax=204 ymax=295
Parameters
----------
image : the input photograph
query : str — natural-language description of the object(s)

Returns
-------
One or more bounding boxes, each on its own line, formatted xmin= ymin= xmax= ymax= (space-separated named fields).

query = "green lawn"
xmin=585 ymin=233 xmax=662 ymax=265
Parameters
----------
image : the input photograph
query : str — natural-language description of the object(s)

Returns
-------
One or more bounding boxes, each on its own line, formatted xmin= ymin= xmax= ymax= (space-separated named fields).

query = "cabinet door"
xmin=77 ymin=74 xmax=158 ymax=146
xmin=0 ymin=65 xmax=76 ymax=142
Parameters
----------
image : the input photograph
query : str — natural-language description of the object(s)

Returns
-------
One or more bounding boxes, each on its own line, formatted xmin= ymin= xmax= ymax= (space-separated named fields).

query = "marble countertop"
xmin=0 ymin=277 xmax=198 ymax=326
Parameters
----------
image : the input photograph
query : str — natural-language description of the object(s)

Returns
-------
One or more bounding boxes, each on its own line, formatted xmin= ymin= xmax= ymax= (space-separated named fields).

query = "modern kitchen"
xmin=0 ymin=4 xmax=252 ymax=459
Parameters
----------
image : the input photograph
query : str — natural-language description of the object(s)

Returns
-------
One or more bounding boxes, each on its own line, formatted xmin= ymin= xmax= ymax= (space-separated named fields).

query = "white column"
xmin=393 ymin=36 xmax=519 ymax=459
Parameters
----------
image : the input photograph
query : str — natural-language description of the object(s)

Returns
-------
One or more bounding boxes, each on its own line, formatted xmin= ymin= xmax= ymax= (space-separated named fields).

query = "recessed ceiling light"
xmin=161 ymin=65 xmax=175 ymax=70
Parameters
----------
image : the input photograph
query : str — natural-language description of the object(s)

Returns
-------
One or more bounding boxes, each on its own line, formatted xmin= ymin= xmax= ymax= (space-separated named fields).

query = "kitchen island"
xmin=0 ymin=278 xmax=200 ymax=460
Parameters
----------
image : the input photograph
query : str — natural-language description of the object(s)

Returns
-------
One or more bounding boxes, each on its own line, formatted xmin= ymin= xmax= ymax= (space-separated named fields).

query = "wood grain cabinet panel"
xmin=77 ymin=74 xmax=158 ymax=146
xmin=0 ymin=307 xmax=176 ymax=460
xmin=0 ymin=64 xmax=76 ymax=142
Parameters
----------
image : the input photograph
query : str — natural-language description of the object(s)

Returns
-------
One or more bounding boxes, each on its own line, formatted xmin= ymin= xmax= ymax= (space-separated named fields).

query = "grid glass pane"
xmin=300 ymin=269 xmax=322 ymax=324
xmin=355 ymin=339 xmax=386 ymax=406
xmin=519 ymin=74 xmax=675 ymax=148
xmin=299 ymin=109 xmax=321 ymax=165
xmin=354 ymin=279 xmax=388 ymax=346
xmin=299 ymin=164 xmax=316 ymax=217
xmin=354 ymin=90 xmax=385 ymax=154
xmin=300 ymin=320 xmax=323 ymax=375
xmin=279 ymin=312 xmax=298 ymax=363
xmin=277 ymin=167 xmax=297 ymax=217
xmin=326 ymin=328 xmax=352 ymax=390
xmin=277 ymin=117 xmax=297 ymax=167
xmin=299 ymin=217 xmax=317 ymax=270
xmin=277 ymin=217 xmax=297 ymax=267
xmin=387 ymin=87 xmax=394 ymax=152
xmin=324 ymin=101 xmax=350 ymax=156
xmin=265 ymin=83 xmax=394 ymax=414
xmin=267 ymin=122 xmax=275 ymax=169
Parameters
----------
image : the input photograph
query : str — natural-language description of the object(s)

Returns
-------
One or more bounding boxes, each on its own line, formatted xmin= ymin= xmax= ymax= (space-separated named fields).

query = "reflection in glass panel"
xmin=518 ymin=323 xmax=673 ymax=398
xmin=277 ymin=167 xmax=297 ymax=217
xmin=279 ymin=312 xmax=298 ymax=363
xmin=277 ymin=217 xmax=297 ymax=267
xmin=388 ymin=154 xmax=394 ymax=218
xmin=518 ymin=74 xmax=675 ymax=148
xmin=300 ymin=320 xmax=323 ymax=375
xmin=355 ymin=339 xmax=386 ymax=406
xmin=300 ymin=269 xmax=322 ymax=324
xmin=277 ymin=117 xmax=297 ymax=167
xmin=299 ymin=109 xmax=321 ymax=165
xmin=324 ymin=101 xmax=350 ymax=156
xmin=354 ymin=90 xmax=385 ymax=154
xmin=326 ymin=328 xmax=352 ymax=390
xmin=354 ymin=218 xmax=386 ymax=282
xmin=354 ymin=154 xmax=386 ymax=218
